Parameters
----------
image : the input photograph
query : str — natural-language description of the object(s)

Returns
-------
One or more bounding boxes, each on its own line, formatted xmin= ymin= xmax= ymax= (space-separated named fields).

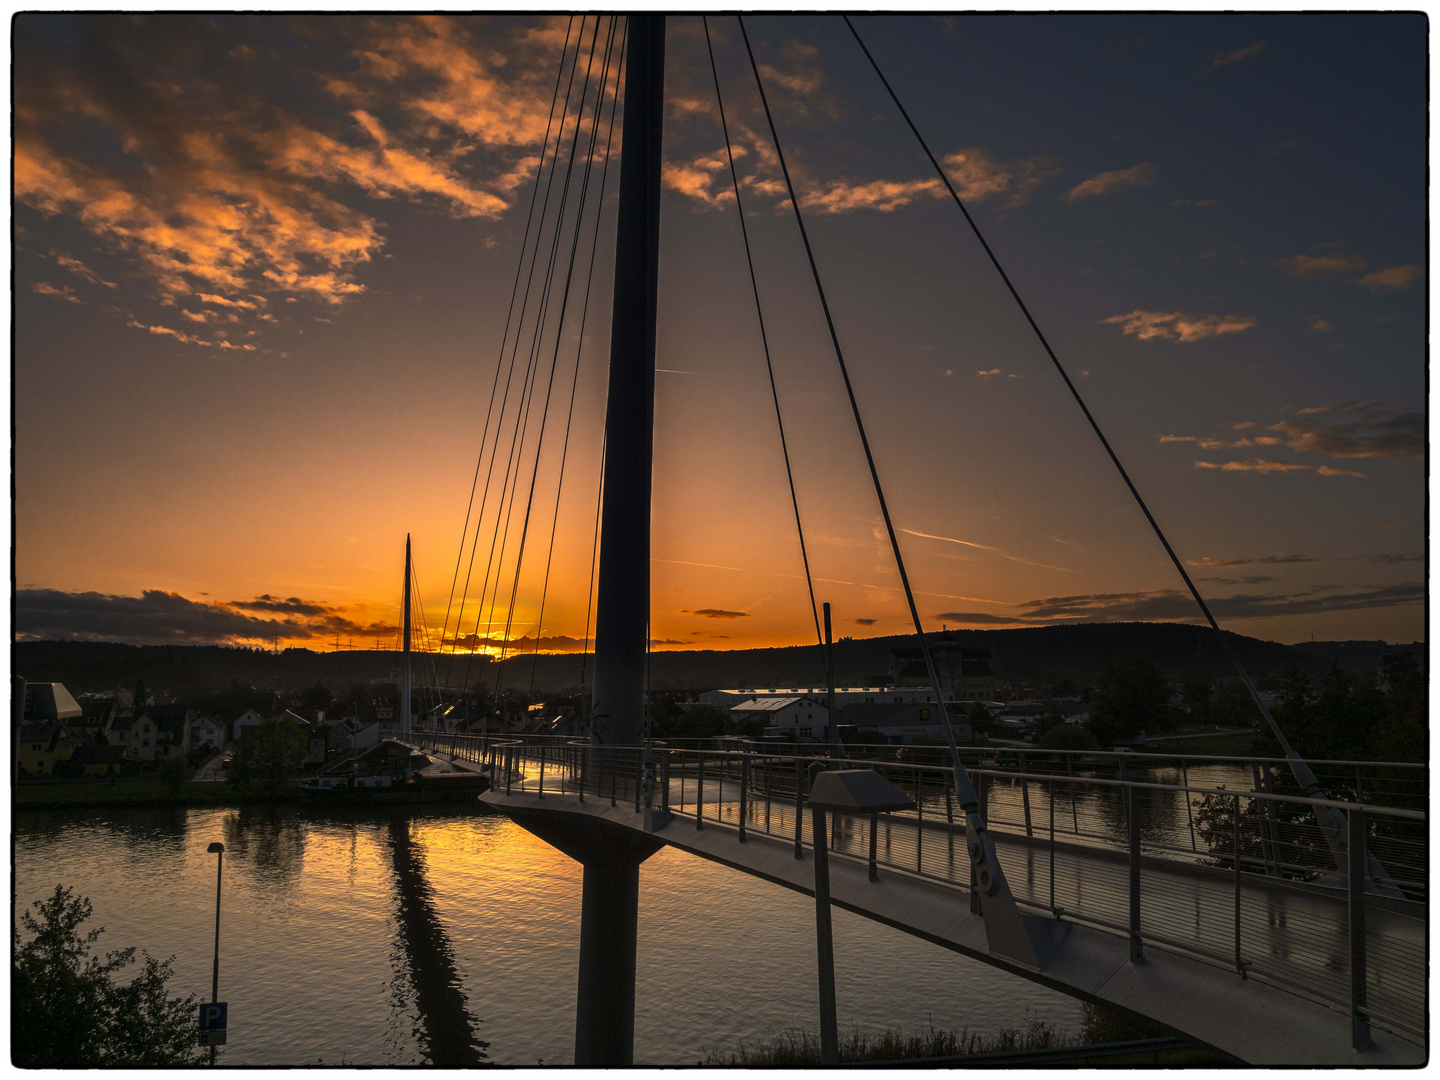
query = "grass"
xmin=701 ymin=1017 xmax=1068 ymax=1066
xmin=700 ymin=1006 xmax=1227 ymax=1067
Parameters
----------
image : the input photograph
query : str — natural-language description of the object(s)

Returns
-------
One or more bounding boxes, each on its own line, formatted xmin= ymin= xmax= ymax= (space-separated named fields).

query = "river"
xmin=16 ymin=803 xmax=1094 ymax=1066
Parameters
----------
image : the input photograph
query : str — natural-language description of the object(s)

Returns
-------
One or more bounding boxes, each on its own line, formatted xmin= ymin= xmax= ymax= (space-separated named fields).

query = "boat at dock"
xmin=302 ymin=739 xmax=490 ymax=804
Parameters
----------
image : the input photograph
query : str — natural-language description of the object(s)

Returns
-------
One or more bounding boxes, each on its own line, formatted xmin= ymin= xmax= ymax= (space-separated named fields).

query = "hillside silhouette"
xmin=14 ymin=623 xmax=1421 ymax=697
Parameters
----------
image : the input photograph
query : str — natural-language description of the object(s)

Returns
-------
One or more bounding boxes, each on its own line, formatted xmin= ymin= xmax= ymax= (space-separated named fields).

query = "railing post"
xmin=610 ymin=747 xmax=618 ymax=808
xmin=969 ymin=770 xmax=982 ymax=915
xmin=868 ymin=811 xmax=879 ymax=881
xmin=1049 ymin=779 xmax=1056 ymax=914
xmin=1233 ymin=793 xmax=1243 ymax=976
xmin=696 ymin=754 xmax=705 ymax=830
xmin=1181 ymin=758 xmax=1196 ymax=852
xmin=1127 ymin=785 xmax=1142 ymax=963
xmin=739 ymin=754 xmax=750 ymax=843
xmin=634 ymin=750 xmax=643 ymax=812
xmin=793 ymin=758 xmax=804 ymax=859
xmin=538 ymin=744 xmax=546 ymax=799
xmin=660 ymin=749 xmax=670 ymax=813
xmin=506 ymin=746 xmax=513 ymax=795
xmin=764 ymin=758 xmax=772 ymax=834
xmin=1020 ymin=752 xmax=1033 ymax=838
xmin=1348 ymin=807 xmax=1371 ymax=1049
xmin=915 ymin=766 xmax=924 ymax=873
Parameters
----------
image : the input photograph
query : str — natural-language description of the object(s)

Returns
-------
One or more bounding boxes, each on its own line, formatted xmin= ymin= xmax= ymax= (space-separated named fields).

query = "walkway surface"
xmin=413 ymin=738 xmax=1426 ymax=1065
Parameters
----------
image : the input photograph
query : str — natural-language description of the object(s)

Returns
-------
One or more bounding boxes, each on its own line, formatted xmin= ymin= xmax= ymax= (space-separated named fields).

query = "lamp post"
xmin=804 ymin=765 xmax=915 ymax=1066
xmin=207 ymin=841 xmax=224 ymax=1066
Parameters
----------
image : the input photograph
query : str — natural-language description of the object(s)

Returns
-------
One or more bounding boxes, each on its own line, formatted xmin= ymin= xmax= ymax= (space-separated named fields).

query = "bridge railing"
xmin=412 ymin=732 xmax=1425 ymax=1046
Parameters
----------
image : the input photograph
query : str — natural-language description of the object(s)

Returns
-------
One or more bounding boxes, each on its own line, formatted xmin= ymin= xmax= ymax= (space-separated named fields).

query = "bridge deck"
xmin=413 ymin=737 xmax=1426 ymax=1064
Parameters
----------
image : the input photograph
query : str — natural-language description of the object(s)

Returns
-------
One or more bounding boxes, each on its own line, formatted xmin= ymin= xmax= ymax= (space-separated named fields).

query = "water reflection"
xmin=222 ymin=809 xmax=307 ymax=891
xmin=387 ymin=817 xmax=488 ymax=1065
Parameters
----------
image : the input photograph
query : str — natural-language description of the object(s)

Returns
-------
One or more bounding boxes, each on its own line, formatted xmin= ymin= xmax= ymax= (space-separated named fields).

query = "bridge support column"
xmin=575 ymin=852 xmax=645 ymax=1064
xmin=491 ymin=805 xmax=664 ymax=1066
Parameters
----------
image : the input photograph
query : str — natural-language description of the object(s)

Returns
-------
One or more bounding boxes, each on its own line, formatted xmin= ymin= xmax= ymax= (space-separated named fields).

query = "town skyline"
xmin=15 ymin=13 xmax=1426 ymax=652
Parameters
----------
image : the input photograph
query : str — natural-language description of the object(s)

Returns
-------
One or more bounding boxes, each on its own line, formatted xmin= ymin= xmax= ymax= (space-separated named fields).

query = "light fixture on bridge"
xmin=805 ymin=768 xmax=915 ymax=816
xmin=805 ymin=765 xmax=914 ymax=1067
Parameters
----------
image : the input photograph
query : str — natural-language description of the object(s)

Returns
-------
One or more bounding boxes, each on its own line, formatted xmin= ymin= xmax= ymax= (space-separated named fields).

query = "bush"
xmin=13 ymin=885 xmax=206 ymax=1067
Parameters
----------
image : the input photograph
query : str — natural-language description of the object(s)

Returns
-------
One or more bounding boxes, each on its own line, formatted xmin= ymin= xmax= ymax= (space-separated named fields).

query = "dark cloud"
xmin=938 ymin=581 xmax=1422 ymax=628
xmin=231 ymin=594 xmax=332 ymax=616
xmin=1188 ymin=553 xmax=1315 ymax=567
xmin=683 ymin=608 xmax=749 ymax=620
xmin=854 ymin=617 xmax=878 ymax=626
xmin=1015 ymin=584 xmax=1422 ymax=622
xmin=14 ymin=587 xmax=403 ymax=646
xmin=650 ymin=638 xmax=691 ymax=647
xmin=1271 ymin=404 xmax=1423 ymax=460
xmin=1360 ymin=553 xmax=1423 ymax=565
xmin=933 ymin=611 xmax=1034 ymax=626
xmin=1196 ymin=575 xmax=1277 ymax=585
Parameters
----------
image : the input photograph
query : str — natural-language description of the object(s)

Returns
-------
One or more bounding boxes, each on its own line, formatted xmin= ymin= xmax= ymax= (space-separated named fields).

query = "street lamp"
xmin=804 ymin=764 xmax=915 ymax=1066
xmin=207 ymin=841 xmax=224 ymax=1066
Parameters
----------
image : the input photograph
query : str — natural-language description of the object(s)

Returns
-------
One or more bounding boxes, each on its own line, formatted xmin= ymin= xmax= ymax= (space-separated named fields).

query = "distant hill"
xmin=15 ymin=622 xmax=1416 ymax=698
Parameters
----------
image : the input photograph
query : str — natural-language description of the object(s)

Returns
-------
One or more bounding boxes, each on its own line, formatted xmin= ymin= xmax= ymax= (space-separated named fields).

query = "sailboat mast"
xmin=590 ymin=16 xmax=665 ymax=748
xmin=401 ymin=533 xmax=412 ymax=736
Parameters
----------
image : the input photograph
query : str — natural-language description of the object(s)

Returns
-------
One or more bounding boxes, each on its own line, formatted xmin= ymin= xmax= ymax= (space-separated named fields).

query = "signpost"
xmin=198 ymin=1001 xmax=228 ymax=1047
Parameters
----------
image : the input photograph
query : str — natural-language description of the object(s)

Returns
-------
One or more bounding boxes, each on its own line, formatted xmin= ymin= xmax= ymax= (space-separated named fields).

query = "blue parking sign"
xmin=198 ymin=1002 xmax=228 ymax=1032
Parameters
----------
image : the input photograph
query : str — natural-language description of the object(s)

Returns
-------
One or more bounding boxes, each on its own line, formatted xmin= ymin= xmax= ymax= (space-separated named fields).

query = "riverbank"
xmin=14 ymin=778 xmax=307 ymax=810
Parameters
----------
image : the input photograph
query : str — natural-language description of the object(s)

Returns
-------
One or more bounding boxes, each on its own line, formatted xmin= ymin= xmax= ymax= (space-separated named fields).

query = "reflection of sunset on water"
xmin=15 ymin=806 xmax=1084 ymax=1064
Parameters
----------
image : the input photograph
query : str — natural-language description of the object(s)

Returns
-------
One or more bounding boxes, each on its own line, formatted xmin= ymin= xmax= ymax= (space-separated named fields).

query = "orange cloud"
xmin=14 ymin=15 xmax=577 ymax=314
xmin=1356 ymin=264 xmax=1423 ymax=292
xmin=1102 ymin=309 xmax=1255 ymax=342
xmin=941 ymin=147 xmax=1058 ymax=207
xmin=127 ymin=319 xmax=210 ymax=347
xmin=1272 ymin=251 xmax=1365 ymax=277
xmin=1194 ymin=459 xmax=1309 ymax=474
xmin=1062 ymin=162 xmax=1157 ymax=202
xmin=31 ymin=281 xmax=82 ymax=304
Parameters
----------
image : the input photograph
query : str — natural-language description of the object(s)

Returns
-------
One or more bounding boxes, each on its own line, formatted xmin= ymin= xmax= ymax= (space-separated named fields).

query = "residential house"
xmin=232 ymin=709 xmax=266 ymax=742
xmin=16 ymin=723 xmax=84 ymax=777
xmin=192 ymin=715 xmax=227 ymax=750
xmin=71 ymin=743 xmax=126 ymax=776
xmin=109 ymin=709 xmax=156 ymax=762
xmin=79 ymin=697 xmax=120 ymax=738
xmin=147 ymin=704 xmax=194 ymax=762
xmin=731 ymin=696 xmax=830 ymax=741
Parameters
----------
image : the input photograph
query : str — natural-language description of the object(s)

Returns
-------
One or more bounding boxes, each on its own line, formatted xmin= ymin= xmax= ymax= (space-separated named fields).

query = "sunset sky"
xmin=14 ymin=13 xmax=1426 ymax=654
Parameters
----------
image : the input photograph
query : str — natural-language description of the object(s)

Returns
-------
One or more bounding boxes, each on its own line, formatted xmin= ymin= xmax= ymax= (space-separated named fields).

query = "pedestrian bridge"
xmin=410 ymin=733 xmax=1425 ymax=1066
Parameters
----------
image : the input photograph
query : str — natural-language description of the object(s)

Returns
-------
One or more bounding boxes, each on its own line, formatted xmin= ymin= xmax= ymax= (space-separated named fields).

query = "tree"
xmin=159 ymin=758 xmax=189 ymax=796
xmin=1371 ymin=652 xmax=1424 ymax=763
xmin=13 ymin=885 xmax=206 ymax=1067
xmin=1181 ymin=676 xmax=1214 ymax=724
xmin=964 ymin=702 xmax=995 ymax=742
xmin=301 ymin=681 xmax=332 ymax=712
xmin=228 ymin=716 xmax=307 ymax=795
xmin=1087 ymin=657 xmax=1173 ymax=747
